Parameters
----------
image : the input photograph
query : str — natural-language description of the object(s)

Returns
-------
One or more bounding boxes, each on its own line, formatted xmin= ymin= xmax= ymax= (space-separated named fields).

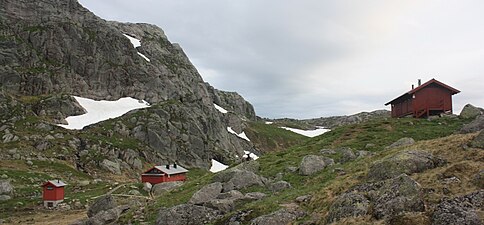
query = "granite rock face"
xmin=0 ymin=0 xmax=256 ymax=168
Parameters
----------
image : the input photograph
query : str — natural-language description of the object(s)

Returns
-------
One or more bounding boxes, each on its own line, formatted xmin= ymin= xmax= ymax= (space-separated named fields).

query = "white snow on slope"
xmin=265 ymin=121 xmax=273 ymax=124
xmin=123 ymin=34 xmax=141 ymax=47
xmin=58 ymin=96 xmax=150 ymax=130
xmin=123 ymin=34 xmax=150 ymax=62
xmin=280 ymin=127 xmax=330 ymax=138
xmin=243 ymin=150 xmax=259 ymax=160
xmin=210 ymin=159 xmax=229 ymax=173
xmin=227 ymin=127 xmax=251 ymax=142
xmin=137 ymin=52 xmax=151 ymax=62
xmin=214 ymin=103 xmax=228 ymax=113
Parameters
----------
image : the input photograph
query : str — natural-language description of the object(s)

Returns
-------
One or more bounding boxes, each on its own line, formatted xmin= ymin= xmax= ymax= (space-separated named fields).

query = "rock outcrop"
xmin=250 ymin=208 xmax=305 ymax=225
xmin=432 ymin=190 xmax=483 ymax=225
xmin=87 ymin=195 xmax=116 ymax=217
xmin=385 ymin=137 xmax=416 ymax=149
xmin=299 ymin=155 xmax=327 ymax=176
xmin=156 ymin=204 xmax=222 ymax=225
xmin=459 ymin=104 xmax=484 ymax=119
xmin=0 ymin=180 xmax=14 ymax=201
xmin=368 ymin=150 xmax=446 ymax=181
xmin=302 ymin=110 xmax=391 ymax=128
xmin=460 ymin=115 xmax=484 ymax=134
xmin=470 ymin=130 xmax=484 ymax=149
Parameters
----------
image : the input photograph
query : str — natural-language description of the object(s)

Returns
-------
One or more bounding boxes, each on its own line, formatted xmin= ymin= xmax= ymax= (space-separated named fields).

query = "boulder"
xmin=385 ymin=137 xmax=415 ymax=149
xmin=222 ymin=170 xmax=265 ymax=192
xmin=326 ymin=193 xmax=370 ymax=223
xmin=155 ymin=204 xmax=221 ymax=225
xmin=459 ymin=104 xmax=484 ymax=119
xmin=320 ymin=149 xmax=336 ymax=155
xmin=368 ymin=150 xmax=445 ymax=181
xmin=470 ymin=130 xmax=484 ymax=149
xmin=299 ymin=155 xmax=326 ymax=176
xmin=100 ymin=159 xmax=121 ymax=175
xmin=371 ymin=174 xmax=425 ymax=220
xmin=0 ymin=195 xmax=12 ymax=201
xmin=295 ymin=195 xmax=312 ymax=203
xmin=338 ymin=147 xmax=357 ymax=163
xmin=73 ymin=205 xmax=129 ymax=225
xmin=87 ymin=195 xmax=116 ymax=218
xmin=213 ymin=161 xmax=260 ymax=183
xmin=460 ymin=115 xmax=484 ymax=133
xmin=143 ymin=182 xmax=152 ymax=192
xmin=250 ymin=208 xmax=305 ymax=225
xmin=432 ymin=190 xmax=483 ymax=225
xmin=268 ymin=181 xmax=292 ymax=192
xmin=217 ymin=190 xmax=244 ymax=201
xmin=203 ymin=199 xmax=235 ymax=213
xmin=189 ymin=182 xmax=223 ymax=204
xmin=152 ymin=181 xmax=183 ymax=196
xmin=0 ymin=180 xmax=13 ymax=196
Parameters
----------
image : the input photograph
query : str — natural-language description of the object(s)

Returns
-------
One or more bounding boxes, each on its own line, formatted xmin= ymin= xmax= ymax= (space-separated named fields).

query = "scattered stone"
xmin=2 ymin=133 xmax=19 ymax=143
xmin=469 ymin=130 xmax=484 ymax=149
xmin=459 ymin=104 xmax=484 ymax=119
xmin=0 ymin=175 xmax=7 ymax=179
xmin=222 ymin=170 xmax=265 ymax=192
xmin=0 ymin=195 xmax=11 ymax=201
xmin=250 ymin=208 xmax=305 ymax=225
xmin=385 ymin=137 xmax=415 ymax=149
xmin=472 ymin=170 xmax=484 ymax=188
xmin=326 ymin=192 xmax=370 ymax=223
xmin=299 ymin=155 xmax=326 ymax=176
xmin=333 ymin=168 xmax=346 ymax=176
xmin=189 ymin=182 xmax=223 ymax=205
xmin=338 ymin=147 xmax=357 ymax=163
xmin=77 ymin=205 xmax=130 ymax=225
xmin=87 ymin=195 xmax=116 ymax=217
xmin=269 ymin=181 xmax=292 ymax=192
xmin=368 ymin=150 xmax=446 ymax=181
xmin=78 ymin=180 xmax=90 ymax=187
xmin=152 ymin=181 xmax=183 ymax=196
xmin=244 ymin=192 xmax=266 ymax=200
xmin=365 ymin=143 xmax=375 ymax=149
xmin=7 ymin=149 xmax=17 ymax=155
xmin=320 ymin=149 xmax=336 ymax=155
xmin=100 ymin=159 xmax=121 ymax=174
xmin=156 ymin=204 xmax=221 ymax=225
xmin=356 ymin=150 xmax=373 ymax=158
xmin=295 ymin=195 xmax=312 ymax=203
xmin=285 ymin=166 xmax=298 ymax=173
xmin=128 ymin=190 xmax=141 ymax=196
xmin=143 ymin=182 xmax=152 ymax=192
xmin=432 ymin=190 xmax=483 ymax=225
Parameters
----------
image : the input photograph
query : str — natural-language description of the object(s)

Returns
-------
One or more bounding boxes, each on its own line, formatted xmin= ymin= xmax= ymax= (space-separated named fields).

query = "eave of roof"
xmin=385 ymin=79 xmax=460 ymax=105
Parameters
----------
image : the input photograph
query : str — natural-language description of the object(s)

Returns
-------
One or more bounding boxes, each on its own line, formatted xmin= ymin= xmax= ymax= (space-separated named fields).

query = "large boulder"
xmin=299 ymin=155 xmax=326 ymax=176
xmin=152 ymin=181 xmax=183 ymax=196
xmin=459 ymin=104 xmax=484 ymax=119
xmin=385 ymin=137 xmax=416 ymax=149
xmin=250 ymin=208 xmax=305 ymax=225
xmin=326 ymin=193 xmax=370 ymax=224
xmin=213 ymin=161 xmax=260 ymax=183
xmin=74 ymin=205 xmax=130 ymax=225
xmin=368 ymin=150 xmax=445 ymax=181
xmin=327 ymin=174 xmax=425 ymax=223
xmin=432 ymin=190 xmax=483 ymax=225
xmin=100 ymin=159 xmax=121 ymax=175
xmin=222 ymin=170 xmax=265 ymax=192
xmin=268 ymin=181 xmax=292 ymax=192
xmin=87 ymin=195 xmax=116 ymax=217
xmin=338 ymin=147 xmax=357 ymax=163
xmin=155 ymin=204 xmax=221 ymax=225
xmin=189 ymin=182 xmax=223 ymax=204
xmin=0 ymin=180 xmax=14 ymax=196
xmin=470 ymin=130 xmax=484 ymax=149
xmin=460 ymin=115 xmax=484 ymax=133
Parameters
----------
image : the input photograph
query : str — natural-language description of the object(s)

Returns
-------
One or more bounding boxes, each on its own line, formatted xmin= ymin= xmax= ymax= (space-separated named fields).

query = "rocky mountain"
xmin=0 ymin=0 xmax=257 ymax=170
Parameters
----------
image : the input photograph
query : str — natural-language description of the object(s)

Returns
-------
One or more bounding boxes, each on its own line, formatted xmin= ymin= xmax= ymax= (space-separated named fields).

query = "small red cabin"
xmin=141 ymin=164 xmax=188 ymax=185
xmin=385 ymin=79 xmax=460 ymax=118
xmin=42 ymin=180 xmax=66 ymax=208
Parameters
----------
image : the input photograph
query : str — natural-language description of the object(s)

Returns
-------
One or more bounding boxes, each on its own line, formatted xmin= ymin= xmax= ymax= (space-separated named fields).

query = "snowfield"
xmin=123 ymin=34 xmax=150 ymax=62
xmin=280 ymin=126 xmax=330 ymax=138
xmin=58 ymin=96 xmax=150 ymax=130
xmin=210 ymin=159 xmax=229 ymax=173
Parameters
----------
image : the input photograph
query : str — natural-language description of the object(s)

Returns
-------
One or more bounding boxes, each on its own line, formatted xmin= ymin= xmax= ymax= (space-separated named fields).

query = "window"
xmin=46 ymin=186 xmax=54 ymax=190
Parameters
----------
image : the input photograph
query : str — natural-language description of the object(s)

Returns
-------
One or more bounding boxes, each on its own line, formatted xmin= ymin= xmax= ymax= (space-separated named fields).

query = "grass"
xmin=245 ymin=121 xmax=309 ymax=153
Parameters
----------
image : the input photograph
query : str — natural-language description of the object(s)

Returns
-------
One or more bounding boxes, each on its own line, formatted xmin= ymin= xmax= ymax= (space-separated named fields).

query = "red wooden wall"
xmin=142 ymin=173 xmax=186 ymax=184
xmin=43 ymin=186 xmax=65 ymax=201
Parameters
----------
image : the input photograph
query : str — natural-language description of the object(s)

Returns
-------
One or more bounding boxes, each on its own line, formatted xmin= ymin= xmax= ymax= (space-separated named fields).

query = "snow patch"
xmin=210 ymin=159 xmax=229 ymax=173
xmin=227 ymin=127 xmax=251 ymax=142
xmin=242 ymin=151 xmax=259 ymax=160
xmin=265 ymin=121 xmax=273 ymax=124
xmin=123 ymin=34 xmax=141 ymax=48
xmin=280 ymin=127 xmax=330 ymax=138
xmin=214 ymin=103 xmax=228 ymax=113
xmin=137 ymin=52 xmax=151 ymax=62
xmin=58 ymin=96 xmax=150 ymax=130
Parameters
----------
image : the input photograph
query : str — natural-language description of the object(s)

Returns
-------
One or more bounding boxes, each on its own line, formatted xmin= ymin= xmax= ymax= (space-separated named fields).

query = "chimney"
xmin=166 ymin=164 xmax=170 ymax=169
xmin=418 ymin=79 xmax=421 ymax=86
xmin=412 ymin=84 xmax=414 ymax=89
xmin=173 ymin=163 xmax=177 ymax=168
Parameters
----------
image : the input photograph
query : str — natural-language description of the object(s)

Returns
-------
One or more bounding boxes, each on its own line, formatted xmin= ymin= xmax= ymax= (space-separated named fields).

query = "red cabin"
xmin=42 ymin=180 xmax=66 ymax=208
xmin=385 ymin=79 xmax=460 ymax=118
xmin=141 ymin=164 xmax=188 ymax=185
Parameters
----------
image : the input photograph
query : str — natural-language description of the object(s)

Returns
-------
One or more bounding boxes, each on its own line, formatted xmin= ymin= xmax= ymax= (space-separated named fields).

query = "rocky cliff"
xmin=0 ymin=0 xmax=256 ymax=169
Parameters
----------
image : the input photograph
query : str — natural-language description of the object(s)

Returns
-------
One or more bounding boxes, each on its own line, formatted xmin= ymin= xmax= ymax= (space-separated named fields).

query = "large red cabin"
xmin=141 ymin=164 xmax=188 ymax=185
xmin=42 ymin=180 xmax=66 ymax=208
xmin=385 ymin=79 xmax=460 ymax=118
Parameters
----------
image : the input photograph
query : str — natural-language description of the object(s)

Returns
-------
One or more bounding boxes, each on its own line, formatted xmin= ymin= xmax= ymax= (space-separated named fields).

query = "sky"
xmin=78 ymin=0 xmax=484 ymax=119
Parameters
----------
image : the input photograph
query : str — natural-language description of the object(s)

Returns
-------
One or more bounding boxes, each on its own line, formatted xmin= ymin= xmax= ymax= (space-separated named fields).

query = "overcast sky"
xmin=78 ymin=0 xmax=484 ymax=119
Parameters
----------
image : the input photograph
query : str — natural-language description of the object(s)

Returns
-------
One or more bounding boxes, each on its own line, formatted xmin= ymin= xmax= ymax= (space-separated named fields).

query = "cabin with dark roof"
xmin=42 ymin=180 xmax=66 ymax=208
xmin=141 ymin=163 xmax=188 ymax=185
xmin=385 ymin=79 xmax=460 ymax=118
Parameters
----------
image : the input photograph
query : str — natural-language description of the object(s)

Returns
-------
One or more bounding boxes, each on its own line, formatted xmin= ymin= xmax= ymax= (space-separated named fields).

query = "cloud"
xmin=79 ymin=0 xmax=484 ymax=118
